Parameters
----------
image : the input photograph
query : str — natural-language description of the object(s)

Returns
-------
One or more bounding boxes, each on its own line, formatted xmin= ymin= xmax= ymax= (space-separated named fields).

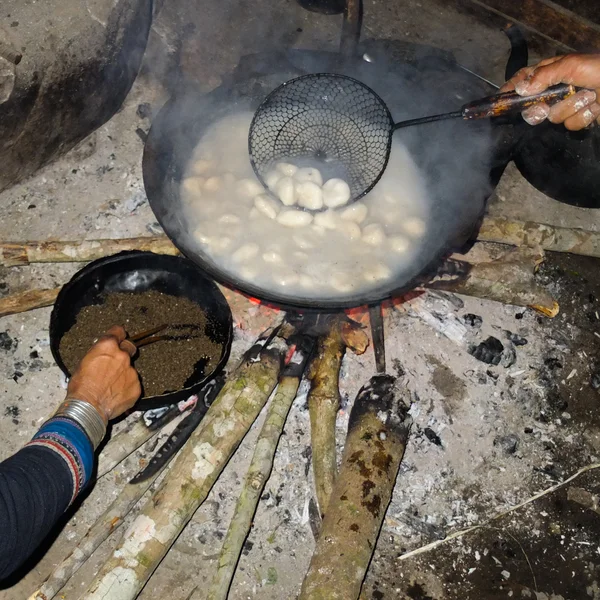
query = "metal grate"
xmin=249 ymin=73 xmax=394 ymax=201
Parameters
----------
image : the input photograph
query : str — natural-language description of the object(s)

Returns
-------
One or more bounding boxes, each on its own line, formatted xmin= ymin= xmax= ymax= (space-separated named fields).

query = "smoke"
xmin=144 ymin=18 xmax=498 ymax=300
xmin=346 ymin=45 xmax=495 ymax=272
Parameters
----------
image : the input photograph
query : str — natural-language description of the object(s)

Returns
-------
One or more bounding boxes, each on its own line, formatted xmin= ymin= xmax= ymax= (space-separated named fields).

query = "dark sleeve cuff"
xmin=25 ymin=416 xmax=94 ymax=503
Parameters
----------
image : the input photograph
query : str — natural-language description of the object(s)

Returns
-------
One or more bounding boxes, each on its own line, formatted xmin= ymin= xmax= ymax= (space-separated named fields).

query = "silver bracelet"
xmin=54 ymin=399 xmax=107 ymax=450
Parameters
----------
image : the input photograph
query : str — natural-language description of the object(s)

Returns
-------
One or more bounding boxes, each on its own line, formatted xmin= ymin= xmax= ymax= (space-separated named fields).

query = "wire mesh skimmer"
xmin=248 ymin=73 xmax=575 ymax=205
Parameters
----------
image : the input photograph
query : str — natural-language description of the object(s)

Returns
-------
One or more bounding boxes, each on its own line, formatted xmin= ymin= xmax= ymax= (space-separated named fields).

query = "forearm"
xmin=0 ymin=416 xmax=94 ymax=579
xmin=0 ymin=326 xmax=140 ymax=580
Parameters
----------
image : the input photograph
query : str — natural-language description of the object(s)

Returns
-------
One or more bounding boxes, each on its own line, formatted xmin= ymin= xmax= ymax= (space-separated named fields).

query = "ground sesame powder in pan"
xmin=60 ymin=290 xmax=223 ymax=397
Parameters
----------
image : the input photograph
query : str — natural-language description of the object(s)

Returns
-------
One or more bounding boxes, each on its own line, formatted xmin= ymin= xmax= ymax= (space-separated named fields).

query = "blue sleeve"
xmin=0 ymin=416 xmax=94 ymax=580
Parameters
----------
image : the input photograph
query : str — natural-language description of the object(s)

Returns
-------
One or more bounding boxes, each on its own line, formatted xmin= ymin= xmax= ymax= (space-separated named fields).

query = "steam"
xmin=146 ymin=40 xmax=495 ymax=302
xmin=356 ymin=49 xmax=494 ymax=270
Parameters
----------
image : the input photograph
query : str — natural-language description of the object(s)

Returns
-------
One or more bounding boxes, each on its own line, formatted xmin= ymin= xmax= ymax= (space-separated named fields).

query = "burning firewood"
xmin=307 ymin=315 xmax=369 ymax=517
xmin=426 ymin=245 xmax=559 ymax=317
xmin=205 ymin=334 xmax=315 ymax=600
xmin=299 ymin=374 xmax=412 ymax=600
xmin=79 ymin=329 xmax=288 ymax=600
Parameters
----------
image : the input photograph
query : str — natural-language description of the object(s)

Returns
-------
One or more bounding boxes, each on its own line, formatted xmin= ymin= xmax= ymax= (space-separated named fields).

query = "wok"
xmin=512 ymin=102 xmax=600 ymax=209
xmin=143 ymin=44 xmax=514 ymax=310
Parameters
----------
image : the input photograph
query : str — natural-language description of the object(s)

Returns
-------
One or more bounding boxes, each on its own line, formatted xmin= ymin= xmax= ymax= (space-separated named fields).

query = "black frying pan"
xmin=50 ymin=251 xmax=233 ymax=410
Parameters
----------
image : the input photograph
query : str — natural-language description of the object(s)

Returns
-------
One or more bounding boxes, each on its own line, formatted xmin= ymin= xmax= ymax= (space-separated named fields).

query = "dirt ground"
xmin=362 ymin=252 xmax=600 ymax=600
xmin=1 ymin=0 xmax=600 ymax=599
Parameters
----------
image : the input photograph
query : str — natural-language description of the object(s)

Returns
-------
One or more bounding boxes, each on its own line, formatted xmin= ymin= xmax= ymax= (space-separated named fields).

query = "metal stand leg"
xmin=368 ymin=303 xmax=386 ymax=374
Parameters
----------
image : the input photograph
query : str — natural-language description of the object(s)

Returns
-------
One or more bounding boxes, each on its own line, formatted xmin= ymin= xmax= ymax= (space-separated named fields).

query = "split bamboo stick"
xmin=299 ymin=375 xmax=412 ymax=600
xmin=80 ymin=334 xmax=287 ymax=600
xmin=206 ymin=336 xmax=314 ymax=600
xmin=29 ymin=472 xmax=162 ymax=600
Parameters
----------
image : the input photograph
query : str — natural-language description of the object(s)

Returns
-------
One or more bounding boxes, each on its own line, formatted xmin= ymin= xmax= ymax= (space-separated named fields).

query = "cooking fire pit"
xmin=4 ymin=4 xmax=600 ymax=600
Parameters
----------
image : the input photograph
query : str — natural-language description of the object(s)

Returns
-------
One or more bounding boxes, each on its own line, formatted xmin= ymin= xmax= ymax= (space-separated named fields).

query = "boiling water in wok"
xmin=143 ymin=49 xmax=499 ymax=309
xmin=180 ymin=111 xmax=432 ymax=300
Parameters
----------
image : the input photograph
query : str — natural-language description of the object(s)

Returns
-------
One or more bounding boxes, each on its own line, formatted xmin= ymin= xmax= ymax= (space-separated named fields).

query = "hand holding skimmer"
xmin=248 ymin=73 xmax=576 ymax=207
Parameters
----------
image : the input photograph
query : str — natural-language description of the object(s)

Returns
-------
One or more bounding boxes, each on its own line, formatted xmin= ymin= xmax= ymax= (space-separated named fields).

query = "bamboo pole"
xmin=97 ymin=416 xmax=157 ymax=479
xmin=206 ymin=336 xmax=313 ymax=600
xmin=29 ymin=472 xmax=162 ymax=600
xmin=0 ymin=287 xmax=60 ymax=318
xmin=299 ymin=375 xmax=412 ymax=600
xmin=0 ymin=237 xmax=178 ymax=267
xmin=80 ymin=335 xmax=287 ymax=600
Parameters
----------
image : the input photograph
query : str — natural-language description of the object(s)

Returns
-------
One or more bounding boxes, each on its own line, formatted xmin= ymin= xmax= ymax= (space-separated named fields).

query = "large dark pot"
xmin=512 ymin=121 xmax=600 ymax=209
xmin=0 ymin=0 xmax=153 ymax=192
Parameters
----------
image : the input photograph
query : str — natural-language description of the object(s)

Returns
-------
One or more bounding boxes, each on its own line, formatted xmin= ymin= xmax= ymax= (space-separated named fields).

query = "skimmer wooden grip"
xmin=462 ymin=83 xmax=576 ymax=120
